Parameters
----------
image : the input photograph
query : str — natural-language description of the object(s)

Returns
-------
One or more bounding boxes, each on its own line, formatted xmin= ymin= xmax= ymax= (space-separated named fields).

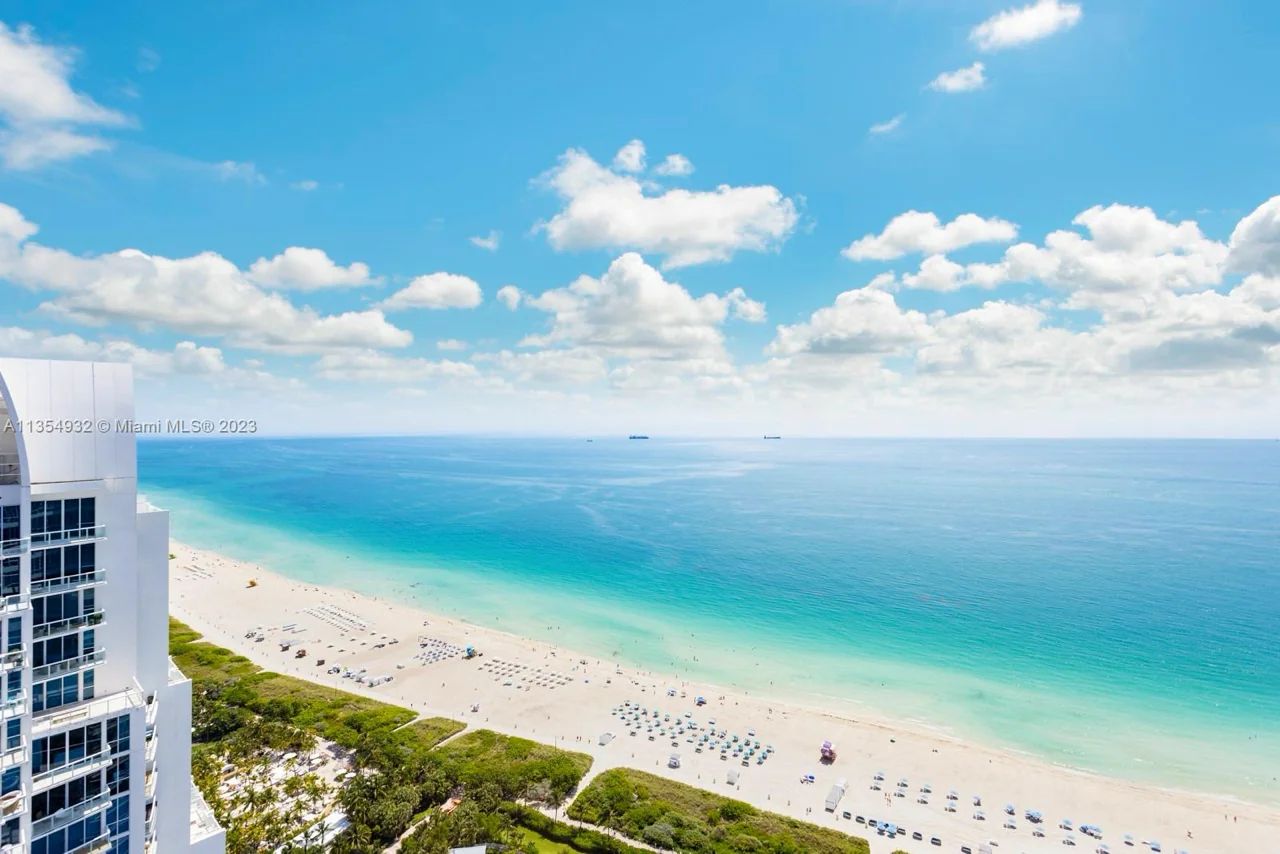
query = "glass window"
xmin=0 ymin=559 xmax=16 ymax=597
xmin=4 ymin=616 xmax=18 ymax=651
xmin=0 ymin=767 xmax=17 ymax=795
xmin=64 ymin=499 xmax=79 ymax=533
xmin=81 ymin=498 xmax=95 ymax=528
xmin=83 ymin=669 xmax=95 ymax=701
xmin=0 ymin=505 xmax=18 ymax=544
xmin=4 ymin=719 xmax=18 ymax=751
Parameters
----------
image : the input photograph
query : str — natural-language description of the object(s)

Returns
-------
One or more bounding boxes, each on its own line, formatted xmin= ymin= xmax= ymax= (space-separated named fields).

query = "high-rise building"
xmin=0 ymin=360 xmax=225 ymax=854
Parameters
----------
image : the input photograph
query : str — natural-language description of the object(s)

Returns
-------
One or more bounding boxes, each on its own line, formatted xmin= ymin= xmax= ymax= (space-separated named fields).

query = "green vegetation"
xmin=434 ymin=729 xmax=593 ymax=805
xmin=172 ymin=619 xmax=600 ymax=854
xmin=173 ymin=619 xmax=866 ymax=854
xmin=569 ymin=769 xmax=870 ymax=854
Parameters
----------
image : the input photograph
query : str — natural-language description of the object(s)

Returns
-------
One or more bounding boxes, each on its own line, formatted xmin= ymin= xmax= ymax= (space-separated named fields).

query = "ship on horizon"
xmin=629 ymin=434 xmax=650 ymax=439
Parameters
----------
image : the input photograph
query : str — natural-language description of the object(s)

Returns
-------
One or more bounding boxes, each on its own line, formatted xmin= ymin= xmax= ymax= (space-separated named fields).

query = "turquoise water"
xmin=140 ymin=437 xmax=1280 ymax=803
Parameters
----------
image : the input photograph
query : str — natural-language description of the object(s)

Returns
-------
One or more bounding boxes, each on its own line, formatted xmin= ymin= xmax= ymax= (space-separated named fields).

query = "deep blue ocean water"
xmin=139 ymin=437 xmax=1280 ymax=802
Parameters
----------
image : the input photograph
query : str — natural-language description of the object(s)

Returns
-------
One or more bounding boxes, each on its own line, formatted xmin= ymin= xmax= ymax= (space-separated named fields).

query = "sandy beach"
xmin=168 ymin=541 xmax=1277 ymax=854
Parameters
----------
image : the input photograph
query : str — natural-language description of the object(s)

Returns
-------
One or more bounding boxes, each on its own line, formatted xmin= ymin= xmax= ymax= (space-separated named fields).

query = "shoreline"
xmin=168 ymin=540 xmax=1278 ymax=854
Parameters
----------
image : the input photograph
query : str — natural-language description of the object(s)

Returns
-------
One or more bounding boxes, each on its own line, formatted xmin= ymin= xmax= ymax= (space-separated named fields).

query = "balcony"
xmin=33 ymin=611 xmax=104 ymax=641
xmin=32 ymin=688 xmax=143 ymax=736
xmin=0 ymin=452 xmax=19 ymax=486
xmin=30 ymin=790 xmax=111 ymax=838
xmin=144 ymin=767 xmax=157 ymax=803
xmin=0 ymin=593 xmax=27 ymax=614
xmin=32 ymin=648 xmax=105 ymax=681
xmin=0 ymin=694 xmax=25 ymax=720
xmin=0 ymin=790 xmax=23 ymax=818
xmin=67 ymin=834 xmax=111 ymax=854
xmin=31 ymin=569 xmax=106 ymax=596
xmin=0 ymin=649 xmax=22 ymax=673
xmin=32 ymin=748 xmax=114 ymax=791
xmin=0 ymin=744 xmax=26 ymax=771
xmin=30 ymin=525 xmax=106 ymax=548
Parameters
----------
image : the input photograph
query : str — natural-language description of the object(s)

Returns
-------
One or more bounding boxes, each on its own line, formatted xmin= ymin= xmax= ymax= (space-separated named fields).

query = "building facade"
xmin=0 ymin=359 xmax=224 ymax=854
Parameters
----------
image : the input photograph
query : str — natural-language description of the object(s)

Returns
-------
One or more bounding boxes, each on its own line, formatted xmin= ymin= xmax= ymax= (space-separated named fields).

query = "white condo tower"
xmin=0 ymin=360 xmax=225 ymax=854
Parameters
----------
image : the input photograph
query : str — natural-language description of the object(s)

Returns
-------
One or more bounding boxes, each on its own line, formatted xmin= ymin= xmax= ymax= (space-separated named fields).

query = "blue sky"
xmin=1 ymin=1 xmax=1278 ymax=435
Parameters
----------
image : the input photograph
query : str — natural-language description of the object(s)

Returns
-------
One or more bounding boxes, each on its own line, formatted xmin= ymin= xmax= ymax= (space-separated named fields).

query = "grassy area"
xmin=569 ymin=768 xmax=870 ymax=854
xmin=169 ymin=617 xmax=419 ymax=748
xmin=435 ymin=728 xmax=594 ymax=804
xmin=517 ymin=826 xmax=583 ymax=853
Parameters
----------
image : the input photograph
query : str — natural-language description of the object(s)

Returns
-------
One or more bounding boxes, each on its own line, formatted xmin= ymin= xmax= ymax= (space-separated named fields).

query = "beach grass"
xmin=434 ymin=729 xmax=594 ymax=805
xmin=569 ymin=768 xmax=870 ymax=854
xmin=169 ymin=617 xmax=417 ymax=747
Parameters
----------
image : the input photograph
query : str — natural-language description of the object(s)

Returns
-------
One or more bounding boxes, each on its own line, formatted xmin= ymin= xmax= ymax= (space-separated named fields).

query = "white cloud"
xmin=214 ymin=160 xmax=266 ymax=185
xmin=436 ymin=339 xmax=468 ymax=351
xmin=653 ymin=153 xmax=694 ymax=176
xmin=971 ymin=0 xmax=1083 ymax=51
xmin=950 ymin=204 xmax=1230 ymax=316
xmin=927 ymin=62 xmax=987 ymax=93
xmin=379 ymin=273 xmax=483 ymax=311
xmin=0 ymin=22 xmax=128 ymax=170
xmin=842 ymin=210 xmax=1018 ymax=261
xmin=469 ymin=230 xmax=501 ymax=251
xmin=314 ymin=350 xmax=478 ymax=384
xmin=612 ymin=139 xmax=646 ymax=173
xmin=1226 ymin=195 xmax=1280 ymax=277
xmin=523 ymin=253 xmax=759 ymax=363
xmin=248 ymin=247 xmax=377 ymax=290
xmin=0 ymin=203 xmax=411 ymax=353
xmin=869 ymin=114 xmax=905 ymax=135
xmin=767 ymin=286 xmax=931 ymax=357
xmin=290 ymin=179 xmax=319 ymax=192
xmin=0 ymin=327 xmax=230 ymax=377
xmin=496 ymin=284 xmax=522 ymax=310
xmin=539 ymin=145 xmax=799 ymax=268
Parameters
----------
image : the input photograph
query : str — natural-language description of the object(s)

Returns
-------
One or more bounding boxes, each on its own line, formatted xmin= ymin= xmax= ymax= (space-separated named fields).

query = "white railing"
xmin=0 ymin=694 xmax=24 ymax=719
xmin=32 ymin=688 xmax=142 ymax=735
xmin=30 ymin=524 xmax=105 ymax=547
xmin=30 ymin=791 xmax=111 ymax=838
xmin=0 ymin=594 xmax=27 ymax=614
xmin=31 ymin=569 xmax=106 ymax=596
xmin=33 ymin=611 xmax=104 ymax=640
xmin=0 ymin=453 xmax=19 ymax=486
xmin=0 ymin=650 xmax=22 ymax=672
xmin=67 ymin=833 xmax=111 ymax=854
xmin=32 ymin=748 xmax=112 ymax=788
xmin=33 ymin=648 xmax=105 ymax=680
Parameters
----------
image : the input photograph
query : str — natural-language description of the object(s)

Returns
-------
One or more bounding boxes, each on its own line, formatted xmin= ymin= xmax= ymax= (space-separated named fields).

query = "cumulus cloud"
xmin=0 ymin=22 xmax=129 ymax=169
xmin=0 ymin=327 xmax=227 ymax=376
xmin=313 ymin=350 xmax=478 ymax=384
xmin=1226 ymin=195 xmax=1280 ymax=277
xmin=248 ymin=247 xmax=377 ymax=290
xmin=842 ymin=210 xmax=1018 ymax=261
xmin=937 ymin=204 xmax=1230 ymax=317
xmin=927 ymin=62 xmax=986 ymax=93
xmin=869 ymin=115 xmax=905 ymax=135
xmin=523 ymin=253 xmax=761 ymax=360
xmin=767 ymin=286 xmax=931 ymax=357
xmin=290 ymin=179 xmax=319 ymax=192
xmin=971 ymin=0 xmax=1083 ymax=51
xmin=653 ymin=153 xmax=694 ymax=176
xmin=496 ymin=284 xmax=522 ymax=310
xmin=612 ymin=139 xmax=646 ymax=173
xmin=436 ymin=339 xmax=468 ymax=351
xmin=0 ymin=202 xmax=410 ymax=353
xmin=539 ymin=145 xmax=798 ymax=268
xmin=379 ymin=273 xmax=483 ymax=311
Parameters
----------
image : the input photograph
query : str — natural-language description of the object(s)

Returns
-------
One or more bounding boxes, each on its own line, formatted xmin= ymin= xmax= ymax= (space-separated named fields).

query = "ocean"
xmin=139 ymin=437 xmax=1280 ymax=803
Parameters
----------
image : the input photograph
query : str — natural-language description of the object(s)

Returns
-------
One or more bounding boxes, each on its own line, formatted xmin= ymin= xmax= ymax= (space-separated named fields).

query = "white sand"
xmin=169 ymin=541 xmax=1276 ymax=854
